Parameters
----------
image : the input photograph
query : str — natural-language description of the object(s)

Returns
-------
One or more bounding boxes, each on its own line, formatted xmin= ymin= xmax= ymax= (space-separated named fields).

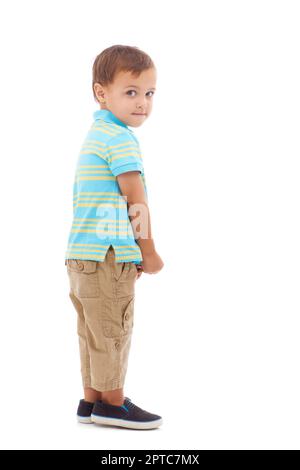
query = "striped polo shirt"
xmin=65 ymin=109 xmax=148 ymax=264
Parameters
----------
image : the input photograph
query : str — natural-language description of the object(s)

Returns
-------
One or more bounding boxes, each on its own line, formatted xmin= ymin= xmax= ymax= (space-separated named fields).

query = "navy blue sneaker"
xmin=77 ymin=399 xmax=98 ymax=424
xmin=91 ymin=397 xmax=163 ymax=429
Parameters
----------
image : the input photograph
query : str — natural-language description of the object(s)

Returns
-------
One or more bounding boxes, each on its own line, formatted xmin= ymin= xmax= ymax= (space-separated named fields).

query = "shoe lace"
xmin=125 ymin=400 xmax=136 ymax=410
xmin=124 ymin=398 xmax=145 ymax=413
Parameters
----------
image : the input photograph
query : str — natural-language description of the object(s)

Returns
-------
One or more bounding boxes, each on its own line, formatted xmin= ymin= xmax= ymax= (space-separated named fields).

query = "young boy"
xmin=64 ymin=45 xmax=164 ymax=430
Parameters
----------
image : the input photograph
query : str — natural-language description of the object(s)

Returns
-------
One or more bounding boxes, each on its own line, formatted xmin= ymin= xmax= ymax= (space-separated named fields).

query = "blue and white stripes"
xmin=65 ymin=109 xmax=148 ymax=264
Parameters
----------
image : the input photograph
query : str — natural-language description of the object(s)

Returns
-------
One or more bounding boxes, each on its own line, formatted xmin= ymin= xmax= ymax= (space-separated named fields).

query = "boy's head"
xmin=92 ymin=45 xmax=157 ymax=128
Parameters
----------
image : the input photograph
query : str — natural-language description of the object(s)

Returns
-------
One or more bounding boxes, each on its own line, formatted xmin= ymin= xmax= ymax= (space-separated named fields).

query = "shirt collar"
xmin=93 ymin=109 xmax=132 ymax=131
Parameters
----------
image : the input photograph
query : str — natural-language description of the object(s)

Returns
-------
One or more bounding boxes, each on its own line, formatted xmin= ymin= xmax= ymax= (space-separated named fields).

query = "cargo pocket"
xmin=122 ymin=297 xmax=134 ymax=334
xmin=102 ymin=296 xmax=135 ymax=338
xmin=66 ymin=259 xmax=100 ymax=298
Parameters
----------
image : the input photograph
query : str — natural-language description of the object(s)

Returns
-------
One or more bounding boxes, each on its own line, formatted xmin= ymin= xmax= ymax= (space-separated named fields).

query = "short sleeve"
xmin=105 ymin=132 xmax=144 ymax=177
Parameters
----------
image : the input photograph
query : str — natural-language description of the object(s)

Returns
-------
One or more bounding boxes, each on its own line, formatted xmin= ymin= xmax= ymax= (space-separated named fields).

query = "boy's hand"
xmin=116 ymin=171 xmax=163 ymax=275
xmin=141 ymin=251 xmax=164 ymax=274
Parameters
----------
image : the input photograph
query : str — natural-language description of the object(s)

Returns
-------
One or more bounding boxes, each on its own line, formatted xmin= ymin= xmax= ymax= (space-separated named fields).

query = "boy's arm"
xmin=116 ymin=171 xmax=156 ymax=256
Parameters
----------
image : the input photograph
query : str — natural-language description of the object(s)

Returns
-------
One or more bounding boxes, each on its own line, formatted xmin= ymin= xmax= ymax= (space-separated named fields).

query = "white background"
xmin=0 ymin=0 xmax=299 ymax=450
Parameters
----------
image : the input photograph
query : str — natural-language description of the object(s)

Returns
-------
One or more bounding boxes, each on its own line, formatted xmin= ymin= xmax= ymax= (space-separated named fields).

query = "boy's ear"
xmin=94 ymin=83 xmax=105 ymax=101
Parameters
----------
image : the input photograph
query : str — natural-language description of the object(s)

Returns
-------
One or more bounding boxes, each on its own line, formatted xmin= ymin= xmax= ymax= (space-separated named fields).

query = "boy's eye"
xmin=126 ymin=90 xmax=136 ymax=96
xmin=126 ymin=90 xmax=155 ymax=97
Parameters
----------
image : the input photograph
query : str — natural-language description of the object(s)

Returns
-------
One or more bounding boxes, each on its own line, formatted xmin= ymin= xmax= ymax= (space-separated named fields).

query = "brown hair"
xmin=92 ymin=45 xmax=155 ymax=103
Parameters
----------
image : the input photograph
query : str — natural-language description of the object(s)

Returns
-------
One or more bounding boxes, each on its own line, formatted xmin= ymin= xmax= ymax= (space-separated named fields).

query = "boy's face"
xmin=94 ymin=68 xmax=157 ymax=128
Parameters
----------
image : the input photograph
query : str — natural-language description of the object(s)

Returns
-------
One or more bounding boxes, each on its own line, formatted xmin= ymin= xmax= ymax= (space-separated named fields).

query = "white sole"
xmin=77 ymin=415 xmax=93 ymax=424
xmin=91 ymin=414 xmax=162 ymax=430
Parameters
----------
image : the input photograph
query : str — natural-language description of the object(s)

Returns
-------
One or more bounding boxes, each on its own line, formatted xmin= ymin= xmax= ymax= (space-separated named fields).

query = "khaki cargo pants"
xmin=65 ymin=245 xmax=138 ymax=392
